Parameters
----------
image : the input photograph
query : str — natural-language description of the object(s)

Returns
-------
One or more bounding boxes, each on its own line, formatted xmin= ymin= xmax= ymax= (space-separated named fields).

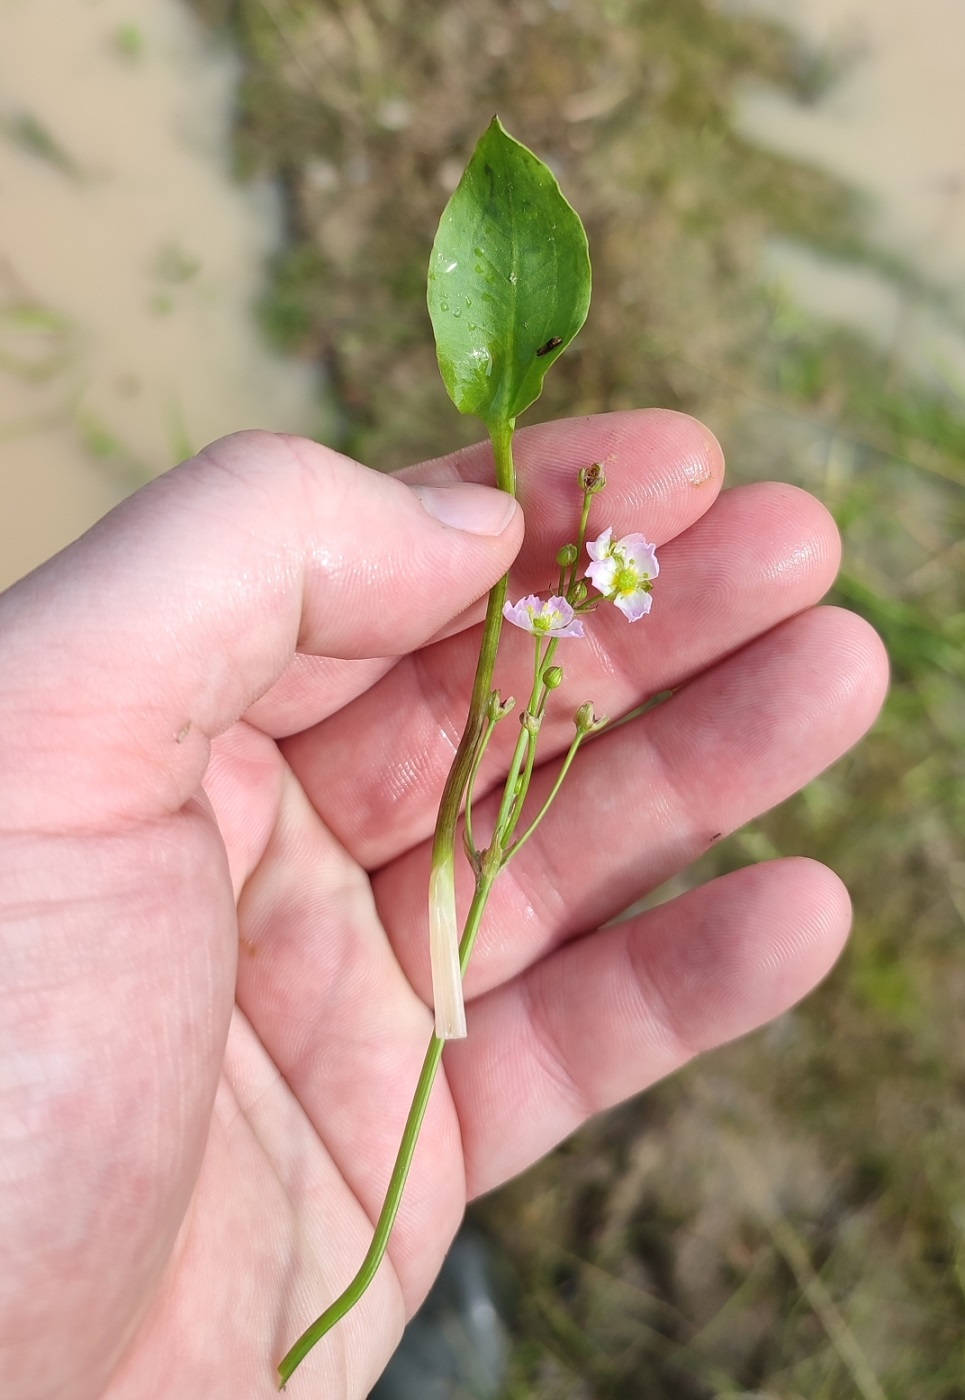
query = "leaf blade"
xmin=427 ymin=117 xmax=591 ymax=432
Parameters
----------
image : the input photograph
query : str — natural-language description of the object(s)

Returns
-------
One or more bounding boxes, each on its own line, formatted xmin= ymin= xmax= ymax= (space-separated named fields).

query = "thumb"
xmin=0 ymin=430 xmax=522 ymax=827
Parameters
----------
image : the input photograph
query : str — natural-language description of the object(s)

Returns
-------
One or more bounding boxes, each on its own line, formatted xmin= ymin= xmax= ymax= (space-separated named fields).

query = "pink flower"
xmin=502 ymin=594 xmax=585 ymax=638
xmin=586 ymin=527 xmax=659 ymax=621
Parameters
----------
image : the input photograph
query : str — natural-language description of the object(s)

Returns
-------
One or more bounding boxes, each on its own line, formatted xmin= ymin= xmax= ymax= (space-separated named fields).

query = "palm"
xmin=0 ymin=415 xmax=887 ymax=1400
xmin=98 ymin=718 xmax=470 ymax=1400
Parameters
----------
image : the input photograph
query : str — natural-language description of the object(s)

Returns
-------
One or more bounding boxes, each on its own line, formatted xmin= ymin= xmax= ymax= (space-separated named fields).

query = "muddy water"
xmin=3 ymin=1 xmax=963 ymax=591
xmin=735 ymin=0 xmax=965 ymax=385
xmin=0 ymin=0 xmax=324 ymax=589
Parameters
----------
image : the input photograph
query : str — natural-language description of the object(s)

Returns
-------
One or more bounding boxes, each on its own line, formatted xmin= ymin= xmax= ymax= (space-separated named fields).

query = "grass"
xmin=188 ymin=1 xmax=965 ymax=1393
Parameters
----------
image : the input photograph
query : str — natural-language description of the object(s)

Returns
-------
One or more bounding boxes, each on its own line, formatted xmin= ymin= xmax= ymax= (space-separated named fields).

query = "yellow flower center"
xmin=531 ymin=607 xmax=561 ymax=633
xmin=612 ymin=562 xmax=645 ymax=596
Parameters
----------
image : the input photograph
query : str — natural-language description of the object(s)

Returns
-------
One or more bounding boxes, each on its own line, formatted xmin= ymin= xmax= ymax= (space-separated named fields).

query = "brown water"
xmin=3 ymin=0 xmax=963 ymax=590
xmin=735 ymin=0 xmax=965 ymax=386
xmin=0 ymin=0 xmax=324 ymax=589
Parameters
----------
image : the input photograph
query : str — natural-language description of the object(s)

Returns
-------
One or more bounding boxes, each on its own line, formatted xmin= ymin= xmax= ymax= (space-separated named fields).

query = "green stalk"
xmin=278 ymin=422 xmax=517 ymax=1386
xmin=429 ymin=419 xmax=516 ymax=869
xmin=499 ymin=637 xmax=559 ymax=847
xmin=502 ymin=730 xmax=585 ymax=863
xmin=463 ymin=713 xmax=497 ymax=867
xmin=427 ymin=421 xmax=516 ymax=1036
xmin=277 ymin=865 xmax=499 ymax=1388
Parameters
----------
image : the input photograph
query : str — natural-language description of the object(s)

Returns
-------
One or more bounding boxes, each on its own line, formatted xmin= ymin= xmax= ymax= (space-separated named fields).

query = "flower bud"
xmin=542 ymin=665 xmax=564 ymax=690
xmin=571 ymin=579 xmax=588 ymax=605
xmin=555 ymin=542 xmax=578 ymax=567
xmin=578 ymin=462 xmax=606 ymax=494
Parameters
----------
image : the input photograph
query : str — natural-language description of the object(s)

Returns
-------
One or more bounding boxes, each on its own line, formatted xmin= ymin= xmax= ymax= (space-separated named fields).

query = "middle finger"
xmin=285 ymin=480 xmax=840 ymax=869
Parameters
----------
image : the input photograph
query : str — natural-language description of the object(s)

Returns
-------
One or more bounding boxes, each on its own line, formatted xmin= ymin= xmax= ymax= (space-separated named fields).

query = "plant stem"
xmin=503 ymin=731 xmax=584 ymax=862
xmin=429 ymin=420 xmax=516 ymax=866
xmin=427 ymin=420 xmax=516 ymax=1035
xmin=277 ymin=868 xmax=498 ymax=1388
xmin=279 ymin=420 xmax=518 ymax=1386
xmin=499 ymin=637 xmax=559 ymax=847
xmin=463 ymin=714 xmax=497 ymax=868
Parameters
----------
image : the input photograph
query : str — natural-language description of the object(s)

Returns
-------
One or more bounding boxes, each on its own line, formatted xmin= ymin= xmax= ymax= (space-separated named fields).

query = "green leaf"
xmin=427 ymin=117 xmax=591 ymax=432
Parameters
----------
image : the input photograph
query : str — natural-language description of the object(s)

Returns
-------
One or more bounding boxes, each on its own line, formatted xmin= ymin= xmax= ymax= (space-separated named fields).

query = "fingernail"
xmin=411 ymin=483 xmax=518 ymax=536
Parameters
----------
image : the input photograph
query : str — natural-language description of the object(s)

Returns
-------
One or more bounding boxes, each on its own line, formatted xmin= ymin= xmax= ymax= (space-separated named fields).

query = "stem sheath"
xmin=278 ymin=421 xmax=518 ymax=1385
xmin=426 ymin=421 xmax=516 ymax=1039
xmin=277 ymin=870 xmax=497 ymax=1387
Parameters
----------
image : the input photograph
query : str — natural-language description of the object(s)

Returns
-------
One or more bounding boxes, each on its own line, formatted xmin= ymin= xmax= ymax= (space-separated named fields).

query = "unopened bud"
xmin=575 ymin=702 xmax=608 ymax=735
xmin=555 ymin=542 xmax=578 ymax=568
xmin=542 ymin=665 xmax=564 ymax=690
xmin=571 ymin=579 xmax=588 ymax=605
xmin=578 ymin=462 xmax=606 ymax=494
xmin=521 ymin=710 xmax=542 ymax=736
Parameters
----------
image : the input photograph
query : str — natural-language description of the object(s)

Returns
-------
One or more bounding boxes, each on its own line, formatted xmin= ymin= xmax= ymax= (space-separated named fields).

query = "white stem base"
xmin=428 ymin=860 xmax=467 ymax=1039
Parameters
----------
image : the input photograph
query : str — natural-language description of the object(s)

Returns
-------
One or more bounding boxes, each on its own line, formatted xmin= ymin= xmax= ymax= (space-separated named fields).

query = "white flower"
xmin=502 ymin=594 xmax=585 ymax=638
xmin=586 ymin=527 xmax=659 ymax=621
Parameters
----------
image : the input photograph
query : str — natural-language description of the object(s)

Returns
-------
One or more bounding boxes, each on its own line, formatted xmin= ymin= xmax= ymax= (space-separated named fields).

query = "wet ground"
xmin=737 ymin=0 xmax=965 ymax=386
xmin=2 ymin=0 xmax=963 ymax=589
xmin=0 ymin=0 xmax=324 ymax=588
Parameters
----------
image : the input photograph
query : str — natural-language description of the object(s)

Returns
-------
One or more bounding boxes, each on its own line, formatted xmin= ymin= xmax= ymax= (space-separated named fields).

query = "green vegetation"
xmin=0 ymin=301 xmax=75 ymax=381
xmin=0 ymin=110 xmax=82 ymax=179
xmin=112 ymin=22 xmax=145 ymax=60
xmin=189 ymin=1 xmax=965 ymax=1393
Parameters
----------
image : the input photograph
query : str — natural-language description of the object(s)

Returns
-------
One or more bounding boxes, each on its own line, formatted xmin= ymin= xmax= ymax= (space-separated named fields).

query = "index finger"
xmin=281 ymin=407 xmax=725 ymax=854
xmin=245 ymin=408 xmax=723 ymax=737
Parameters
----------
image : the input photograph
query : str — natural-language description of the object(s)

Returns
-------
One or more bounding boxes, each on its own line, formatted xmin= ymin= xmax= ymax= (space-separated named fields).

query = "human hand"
xmin=0 ymin=412 xmax=887 ymax=1400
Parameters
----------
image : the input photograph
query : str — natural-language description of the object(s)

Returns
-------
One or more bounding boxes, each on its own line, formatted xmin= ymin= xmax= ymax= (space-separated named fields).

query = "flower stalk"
xmin=277 ymin=440 xmax=659 ymax=1389
xmin=276 ymin=120 xmax=664 ymax=1390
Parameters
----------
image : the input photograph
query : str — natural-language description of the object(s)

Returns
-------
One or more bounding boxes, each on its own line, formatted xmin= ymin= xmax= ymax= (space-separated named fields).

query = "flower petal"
xmin=617 ymin=533 xmax=660 ymax=580
xmin=503 ymin=594 xmax=585 ymax=638
xmin=585 ymin=556 xmax=617 ymax=594
xmin=503 ymin=595 xmax=543 ymax=632
xmin=586 ymin=526 xmax=614 ymax=562
xmin=585 ymin=525 xmax=659 ymax=621
xmin=613 ymin=588 xmax=653 ymax=621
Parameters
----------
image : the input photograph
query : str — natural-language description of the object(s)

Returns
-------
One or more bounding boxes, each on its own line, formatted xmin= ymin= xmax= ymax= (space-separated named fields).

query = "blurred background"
xmin=2 ymin=0 xmax=964 ymax=1395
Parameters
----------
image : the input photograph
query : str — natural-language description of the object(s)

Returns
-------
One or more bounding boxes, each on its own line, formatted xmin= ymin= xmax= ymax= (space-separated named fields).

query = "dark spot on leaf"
xmin=536 ymin=336 xmax=563 ymax=357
